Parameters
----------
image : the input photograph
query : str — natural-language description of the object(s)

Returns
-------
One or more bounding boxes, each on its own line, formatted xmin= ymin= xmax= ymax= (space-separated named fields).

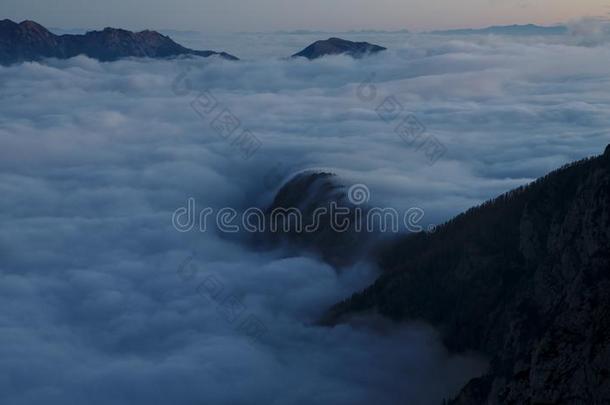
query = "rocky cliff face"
xmin=291 ymin=37 xmax=386 ymax=59
xmin=323 ymin=145 xmax=610 ymax=403
xmin=0 ymin=19 xmax=238 ymax=65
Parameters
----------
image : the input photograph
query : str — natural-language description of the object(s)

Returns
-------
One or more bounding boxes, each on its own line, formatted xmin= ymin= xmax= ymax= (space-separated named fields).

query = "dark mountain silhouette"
xmin=322 ymin=144 xmax=610 ymax=403
xmin=291 ymin=37 xmax=386 ymax=59
xmin=258 ymin=171 xmax=376 ymax=268
xmin=0 ymin=19 xmax=238 ymax=65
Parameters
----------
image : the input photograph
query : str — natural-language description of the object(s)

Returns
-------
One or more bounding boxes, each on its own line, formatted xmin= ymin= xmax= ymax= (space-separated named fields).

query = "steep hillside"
xmin=323 ymin=145 xmax=610 ymax=403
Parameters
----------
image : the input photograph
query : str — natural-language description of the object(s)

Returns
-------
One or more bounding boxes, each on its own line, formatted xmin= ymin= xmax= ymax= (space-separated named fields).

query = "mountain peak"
xmin=20 ymin=20 xmax=46 ymax=29
xmin=0 ymin=18 xmax=17 ymax=26
xmin=292 ymin=37 xmax=386 ymax=59
xmin=15 ymin=20 xmax=54 ymax=38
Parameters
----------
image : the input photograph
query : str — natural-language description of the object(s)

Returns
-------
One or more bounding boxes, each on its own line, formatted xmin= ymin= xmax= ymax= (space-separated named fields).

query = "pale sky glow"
xmin=0 ymin=0 xmax=607 ymax=32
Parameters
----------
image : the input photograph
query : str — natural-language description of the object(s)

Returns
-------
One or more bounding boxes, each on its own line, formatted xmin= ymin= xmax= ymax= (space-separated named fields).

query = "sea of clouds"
xmin=1 ymin=25 xmax=610 ymax=404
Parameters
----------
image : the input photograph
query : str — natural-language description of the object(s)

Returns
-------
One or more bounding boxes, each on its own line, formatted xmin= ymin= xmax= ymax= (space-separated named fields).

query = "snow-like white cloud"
xmin=1 ymin=30 xmax=609 ymax=404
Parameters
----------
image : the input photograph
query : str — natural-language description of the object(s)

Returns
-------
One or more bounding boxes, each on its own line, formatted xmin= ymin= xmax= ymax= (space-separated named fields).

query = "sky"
xmin=1 ymin=0 xmax=608 ymax=32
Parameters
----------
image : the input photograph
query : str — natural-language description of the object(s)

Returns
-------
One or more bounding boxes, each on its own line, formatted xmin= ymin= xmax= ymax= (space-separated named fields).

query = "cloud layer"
xmin=1 ymin=30 xmax=609 ymax=404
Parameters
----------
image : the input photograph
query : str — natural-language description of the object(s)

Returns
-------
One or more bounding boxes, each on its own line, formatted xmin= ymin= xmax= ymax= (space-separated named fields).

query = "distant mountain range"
xmin=0 ymin=19 xmax=238 ymax=65
xmin=291 ymin=37 xmax=386 ymax=59
xmin=429 ymin=23 xmax=568 ymax=36
xmin=1 ymin=19 xmax=571 ymax=66
xmin=0 ymin=20 xmax=390 ymax=64
xmin=318 ymin=144 xmax=610 ymax=403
